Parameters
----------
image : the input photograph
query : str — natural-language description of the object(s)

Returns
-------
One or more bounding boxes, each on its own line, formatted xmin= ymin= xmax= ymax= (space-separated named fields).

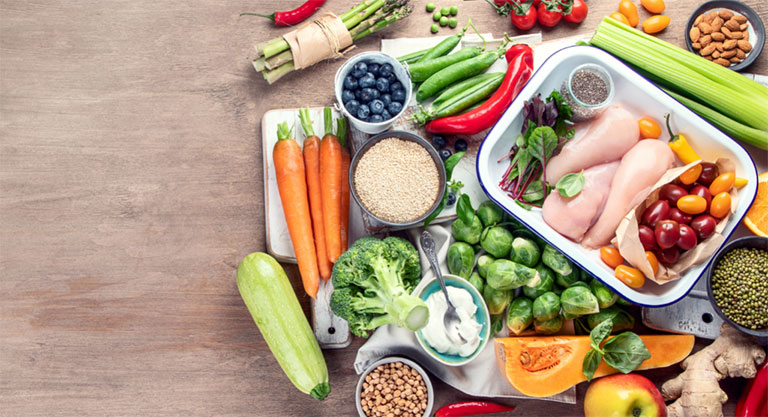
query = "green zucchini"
xmin=236 ymin=252 xmax=330 ymax=400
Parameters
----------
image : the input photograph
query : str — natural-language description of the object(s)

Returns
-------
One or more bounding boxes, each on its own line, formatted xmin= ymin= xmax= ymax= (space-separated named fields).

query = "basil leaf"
xmin=423 ymin=152 xmax=465 ymax=227
xmin=526 ymin=126 xmax=558 ymax=164
xmin=602 ymin=332 xmax=652 ymax=374
xmin=556 ymin=171 xmax=586 ymax=197
xmin=457 ymin=193 xmax=474 ymax=226
xmin=589 ymin=318 xmax=613 ymax=351
xmin=582 ymin=348 xmax=602 ymax=381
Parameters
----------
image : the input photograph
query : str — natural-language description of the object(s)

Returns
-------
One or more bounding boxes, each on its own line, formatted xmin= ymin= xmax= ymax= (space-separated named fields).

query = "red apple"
xmin=584 ymin=373 xmax=667 ymax=417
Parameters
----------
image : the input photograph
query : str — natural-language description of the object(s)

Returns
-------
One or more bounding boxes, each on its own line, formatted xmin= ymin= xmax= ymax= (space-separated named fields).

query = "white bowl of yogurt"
xmin=414 ymin=274 xmax=490 ymax=367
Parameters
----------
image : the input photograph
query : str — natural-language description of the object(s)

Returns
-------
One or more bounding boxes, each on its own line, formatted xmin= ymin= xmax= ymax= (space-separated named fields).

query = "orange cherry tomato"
xmin=610 ymin=12 xmax=630 ymax=25
xmin=709 ymin=172 xmax=735 ymax=195
xmin=640 ymin=0 xmax=665 ymax=14
xmin=677 ymin=195 xmax=708 ymax=215
xmin=642 ymin=15 xmax=671 ymax=34
xmin=638 ymin=117 xmax=661 ymax=139
xmin=710 ymin=192 xmax=732 ymax=218
xmin=679 ymin=164 xmax=702 ymax=185
xmin=645 ymin=251 xmax=659 ymax=276
xmin=615 ymin=265 xmax=646 ymax=289
xmin=619 ymin=0 xmax=640 ymax=26
xmin=600 ymin=246 xmax=624 ymax=269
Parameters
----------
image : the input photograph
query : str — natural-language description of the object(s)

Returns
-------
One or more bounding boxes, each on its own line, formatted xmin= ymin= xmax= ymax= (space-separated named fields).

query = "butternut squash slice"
xmin=494 ymin=334 xmax=694 ymax=397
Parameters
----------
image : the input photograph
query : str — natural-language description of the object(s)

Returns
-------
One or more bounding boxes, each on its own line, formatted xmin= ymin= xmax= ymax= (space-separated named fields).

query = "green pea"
xmin=426 ymin=2 xmax=436 ymax=12
xmin=431 ymin=23 xmax=440 ymax=33
xmin=448 ymin=17 xmax=458 ymax=28
xmin=441 ymin=6 xmax=451 ymax=16
xmin=439 ymin=16 xmax=449 ymax=26
xmin=450 ymin=5 xmax=458 ymax=15
xmin=433 ymin=10 xmax=442 ymax=21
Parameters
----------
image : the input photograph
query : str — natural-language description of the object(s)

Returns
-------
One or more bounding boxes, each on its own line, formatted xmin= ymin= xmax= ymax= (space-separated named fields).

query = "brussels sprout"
xmin=580 ymin=268 xmax=595 ymax=282
xmin=586 ymin=305 xmax=635 ymax=333
xmin=490 ymin=313 xmax=505 ymax=335
xmin=589 ymin=279 xmax=618 ymax=309
xmin=451 ymin=215 xmax=483 ymax=244
xmin=447 ymin=242 xmax=475 ymax=279
xmin=477 ymin=200 xmax=504 ymax=227
xmin=560 ymin=286 xmax=600 ymax=316
xmin=568 ymin=281 xmax=590 ymax=290
xmin=616 ymin=296 xmax=633 ymax=307
xmin=523 ymin=264 xmax=555 ymax=299
xmin=534 ymin=314 xmax=564 ymax=335
xmin=506 ymin=297 xmax=533 ymax=335
xmin=562 ymin=310 xmax=581 ymax=320
xmin=510 ymin=237 xmax=541 ymax=268
xmin=480 ymin=226 xmax=514 ymax=258
xmin=486 ymin=259 xmax=540 ymax=291
xmin=476 ymin=254 xmax=495 ymax=278
xmin=555 ymin=267 xmax=581 ymax=288
xmin=468 ymin=271 xmax=484 ymax=293
xmin=541 ymin=244 xmax=573 ymax=276
xmin=533 ymin=292 xmax=561 ymax=321
xmin=483 ymin=284 xmax=512 ymax=315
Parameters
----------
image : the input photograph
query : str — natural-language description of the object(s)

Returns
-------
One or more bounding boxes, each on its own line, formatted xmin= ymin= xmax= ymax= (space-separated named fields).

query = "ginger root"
xmin=661 ymin=323 xmax=766 ymax=417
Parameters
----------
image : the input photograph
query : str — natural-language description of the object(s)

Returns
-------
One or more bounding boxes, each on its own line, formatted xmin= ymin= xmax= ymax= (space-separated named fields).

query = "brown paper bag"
xmin=282 ymin=13 xmax=353 ymax=70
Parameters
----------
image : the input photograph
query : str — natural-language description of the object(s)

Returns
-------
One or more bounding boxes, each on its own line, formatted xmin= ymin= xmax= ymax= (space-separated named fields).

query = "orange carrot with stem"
xmin=337 ymin=117 xmax=351 ymax=252
xmin=273 ymin=121 xmax=319 ymax=298
xmin=320 ymin=107 xmax=342 ymax=263
xmin=300 ymin=108 xmax=332 ymax=280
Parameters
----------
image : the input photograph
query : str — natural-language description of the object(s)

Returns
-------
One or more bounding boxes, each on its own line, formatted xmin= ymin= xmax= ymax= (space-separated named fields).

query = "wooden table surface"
xmin=2 ymin=0 xmax=766 ymax=415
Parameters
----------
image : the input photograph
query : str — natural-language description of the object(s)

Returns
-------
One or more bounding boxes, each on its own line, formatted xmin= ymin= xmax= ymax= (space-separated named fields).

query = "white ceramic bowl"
xmin=334 ymin=51 xmax=412 ymax=134
xmin=475 ymin=45 xmax=758 ymax=307
xmin=355 ymin=356 xmax=434 ymax=417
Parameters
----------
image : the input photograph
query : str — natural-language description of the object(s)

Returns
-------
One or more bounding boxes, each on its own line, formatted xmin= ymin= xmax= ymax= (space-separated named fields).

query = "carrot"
xmin=320 ymin=107 xmax=342 ymax=263
xmin=337 ymin=117 xmax=351 ymax=252
xmin=273 ymin=121 xmax=319 ymax=298
xmin=300 ymin=108 xmax=332 ymax=281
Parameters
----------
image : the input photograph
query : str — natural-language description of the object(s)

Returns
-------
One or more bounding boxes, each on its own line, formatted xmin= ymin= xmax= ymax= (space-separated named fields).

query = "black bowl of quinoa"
xmin=349 ymin=131 xmax=446 ymax=228
xmin=706 ymin=236 xmax=768 ymax=342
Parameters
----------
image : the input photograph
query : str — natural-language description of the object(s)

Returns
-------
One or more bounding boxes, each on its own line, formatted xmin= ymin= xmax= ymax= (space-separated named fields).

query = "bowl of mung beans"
xmin=350 ymin=131 xmax=446 ymax=228
xmin=706 ymin=236 xmax=768 ymax=342
xmin=355 ymin=356 xmax=434 ymax=417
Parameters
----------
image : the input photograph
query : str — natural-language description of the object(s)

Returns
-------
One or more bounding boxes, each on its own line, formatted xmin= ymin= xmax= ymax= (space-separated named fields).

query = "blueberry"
xmin=371 ymin=89 xmax=380 ymax=99
xmin=387 ymin=101 xmax=403 ymax=115
xmin=391 ymin=89 xmax=406 ymax=103
xmin=381 ymin=109 xmax=392 ymax=121
xmin=370 ymin=99 xmax=385 ymax=114
xmin=351 ymin=62 xmax=367 ymax=78
xmin=446 ymin=192 xmax=457 ymax=206
xmin=357 ymin=104 xmax=370 ymax=120
xmin=439 ymin=148 xmax=452 ymax=161
xmin=359 ymin=75 xmax=376 ymax=89
xmin=343 ymin=75 xmax=358 ymax=90
xmin=390 ymin=81 xmax=404 ymax=91
xmin=381 ymin=94 xmax=392 ymax=106
xmin=360 ymin=88 xmax=376 ymax=103
xmin=432 ymin=135 xmax=446 ymax=149
xmin=367 ymin=63 xmax=380 ymax=75
xmin=345 ymin=99 xmax=360 ymax=115
xmin=386 ymin=73 xmax=397 ymax=84
xmin=369 ymin=114 xmax=384 ymax=123
xmin=341 ymin=89 xmax=355 ymax=104
xmin=375 ymin=77 xmax=390 ymax=93
xmin=379 ymin=63 xmax=393 ymax=77
xmin=355 ymin=89 xmax=363 ymax=100
xmin=454 ymin=139 xmax=468 ymax=152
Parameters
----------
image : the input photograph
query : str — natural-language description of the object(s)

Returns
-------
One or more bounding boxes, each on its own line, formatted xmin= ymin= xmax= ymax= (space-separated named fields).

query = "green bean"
xmin=408 ymin=47 xmax=482 ymax=82
xmin=416 ymin=45 xmax=506 ymax=102
xmin=397 ymin=47 xmax=431 ymax=64
xmin=461 ymin=98 xmax=487 ymax=114
xmin=432 ymin=75 xmax=503 ymax=118
xmin=432 ymin=72 xmax=502 ymax=109
xmin=416 ymin=26 xmax=467 ymax=63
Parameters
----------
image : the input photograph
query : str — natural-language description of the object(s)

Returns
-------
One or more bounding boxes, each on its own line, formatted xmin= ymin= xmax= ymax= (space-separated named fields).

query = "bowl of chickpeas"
xmin=355 ymin=357 xmax=434 ymax=417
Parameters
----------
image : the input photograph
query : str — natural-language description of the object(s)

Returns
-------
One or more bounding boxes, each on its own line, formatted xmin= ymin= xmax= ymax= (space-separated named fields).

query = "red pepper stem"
xmin=240 ymin=12 xmax=276 ymax=22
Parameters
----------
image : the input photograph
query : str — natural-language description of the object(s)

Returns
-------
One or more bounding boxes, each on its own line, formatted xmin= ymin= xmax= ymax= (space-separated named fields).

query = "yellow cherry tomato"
xmin=734 ymin=177 xmax=748 ymax=188
xmin=677 ymin=195 xmax=708 ymax=215
xmin=710 ymin=192 xmax=732 ymax=218
xmin=638 ymin=117 xmax=661 ymax=139
xmin=600 ymin=246 xmax=624 ymax=269
xmin=642 ymin=15 xmax=671 ymax=34
xmin=615 ymin=265 xmax=646 ymax=289
xmin=709 ymin=172 xmax=735 ymax=195
xmin=618 ymin=0 xmax=640 ymax=26
xmin=610 ymin=12 xmax=630 ymax=25
xmin=679 ymin=164 xmax=702 ymax=185
xmin=640 ymin=0 xmax=665 ymax=14
xmin=645 ymin=251 xmax=659 ymax=276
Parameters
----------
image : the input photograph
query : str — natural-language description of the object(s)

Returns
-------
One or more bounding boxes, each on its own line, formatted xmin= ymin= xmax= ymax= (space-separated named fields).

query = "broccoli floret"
xmin=330 ymin=236 xmax=429 ymax=337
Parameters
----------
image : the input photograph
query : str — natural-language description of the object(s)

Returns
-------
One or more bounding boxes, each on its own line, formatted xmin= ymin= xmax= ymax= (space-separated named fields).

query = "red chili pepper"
xmin=435 ymin=401 xmax=516 ymax=417
xmin=241 ymin=0 xmax=325 ymax=26
xmin=425 ymin=48 xmax=533 ymax=136
xmin=736 ymin=357 xmax=768 ymax=417
xmin=505 ymin=43 xmax=533 ymax=64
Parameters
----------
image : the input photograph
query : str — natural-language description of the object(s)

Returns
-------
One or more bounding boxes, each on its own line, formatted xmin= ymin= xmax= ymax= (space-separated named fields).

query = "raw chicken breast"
xmin=545 ymin=105 xmax=639 ymax=184
xmin=542 ymin=161 xmax=621 ymax=242
xmin=581 ymin=140 xmax=676 ymax=249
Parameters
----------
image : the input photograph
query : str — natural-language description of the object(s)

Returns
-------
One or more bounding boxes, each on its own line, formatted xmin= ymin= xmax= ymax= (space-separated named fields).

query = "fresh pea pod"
xmin=408 ymin=47 xmax=482 ymax=82
xmin=432 ymin=73 xmax=501 ymax=110
xmin=397 ymin=47 xmax=431 ymax=64
xmin=417 ymin=26 xmax=468 ymax=63
xmin=412 ymin=75 xmax=503 ymax=125
xmin=416 ymin=45 xmax=506 ymax=102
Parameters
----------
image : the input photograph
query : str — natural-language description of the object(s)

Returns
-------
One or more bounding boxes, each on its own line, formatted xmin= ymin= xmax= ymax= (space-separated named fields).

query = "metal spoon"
xmin=420 ymin=230 xmax=467 ymax=346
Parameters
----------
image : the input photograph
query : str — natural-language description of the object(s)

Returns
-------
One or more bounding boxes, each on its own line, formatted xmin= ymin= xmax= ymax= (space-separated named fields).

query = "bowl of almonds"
xmin=685 ymin=0 xmax=764 ymax=71
xmin=356 ymin=357 xmax=434 ymax=417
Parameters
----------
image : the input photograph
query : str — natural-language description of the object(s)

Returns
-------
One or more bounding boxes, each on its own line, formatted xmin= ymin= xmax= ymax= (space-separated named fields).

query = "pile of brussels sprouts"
xmin=446 ymin=200 xmax=636 ymax=336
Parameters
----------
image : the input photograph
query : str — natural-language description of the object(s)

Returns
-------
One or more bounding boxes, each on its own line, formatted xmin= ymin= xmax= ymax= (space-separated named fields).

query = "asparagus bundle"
xmin=253 ymin=0 xmax=412 ymax=84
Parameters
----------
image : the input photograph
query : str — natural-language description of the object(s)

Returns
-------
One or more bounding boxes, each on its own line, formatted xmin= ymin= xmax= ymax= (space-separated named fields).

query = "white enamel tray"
xmin=476 ymin=45 xmax=758 ymax=307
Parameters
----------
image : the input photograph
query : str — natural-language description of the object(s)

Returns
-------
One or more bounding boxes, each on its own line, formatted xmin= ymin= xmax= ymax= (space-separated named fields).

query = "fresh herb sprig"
xmin=582 ymin=319 xmax=651 ymax=380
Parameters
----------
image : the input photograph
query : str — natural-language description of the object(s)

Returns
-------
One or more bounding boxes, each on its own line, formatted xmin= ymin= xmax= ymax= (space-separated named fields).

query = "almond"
xmin=725 ymin=19 xmax=741 ymax=31
xmin=730 ymin=56 xmax=741 ymax=63
xmin=704 ymin=55 xmax=714 ymax=61
xmin=700 ymin=44 xmax=716 ymax=56
xmin=723 ymin=39 xmax=738 ymax=50
xmin=736 ymin=48 xmax=746 ymax=59
xmin=744 ymin=31 xmax=749 ymax=41
xmin=733 ymin=15 xmax=747 ymax=24
xmin=692 ymin=42 xmax=702 ymax=50
xmin=699 ymin=22 xmax=714 ymax=34
xmin=714 ymin=41 xmax=724 ymax=52
xmin=720 ymin=49 xmax=737 ymax=59
xmin=737 ymin=39 xmax=752 ymax=52
xmin=708 ymin=11 xmax=719 ymax=20
xmin=689 ymin=27 xmax=701 ymax=42
xmin=714 ymin=57 xmax=731 ymax=67
xmin=712 ymin=50 xmax=721 ymax=59
xmin=719 ymin=10 xmax=734 ymax=20
xmin=700 ymin=34 xmax=713 ymax=46
xmin=703 ymin=12 xmax=714 ymax=24
xmin=712 ymin=32 xmax=725 ymax=41
xmin=740 ymin=23 xmax=748 ymax=31
xmin=694 ymin=14 xmax=703 ymax=26
xmin=711 ymin=16 xmax=724 ymax=32
xmin=727 ymin=30 xmax=743 ymax=40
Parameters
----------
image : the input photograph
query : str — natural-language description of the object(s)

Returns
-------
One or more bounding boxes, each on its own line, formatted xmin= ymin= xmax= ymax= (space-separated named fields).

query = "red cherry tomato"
xmin=674 ymin=178 xmax=695 ymax=191
xmin=532 ymin=0 xmax=541 ymax=7
xmin=655 ymin=220 xmax=680 ymax=250
xmin=676 ymin=224 xmax=698 ymax=251
xmin=638 ymin=225 xmax=657 ymax=251
xmin=510 ymin=5 xmax=538 ymax=31
xmin=689 ymin=185 xmax=713 ymax=211
xmin=668 ymin=208 xmax=692 ymax=225
xmin=641 ymin=200 xmax=670 ymax=228
xmin=659 ymin=184 xmax=688 ymax=205
xmin=658 ymin=246 xmax=680 ymax=265
xmin=537 ymin=1 xmax=562 ymax=27
xmin=697 ymin=162 xmax=719 ymax=186
xmin=690 ymin=214 xmax=716 ymax=240
xmin=563 ymin=0 xmax=588 ymax=23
